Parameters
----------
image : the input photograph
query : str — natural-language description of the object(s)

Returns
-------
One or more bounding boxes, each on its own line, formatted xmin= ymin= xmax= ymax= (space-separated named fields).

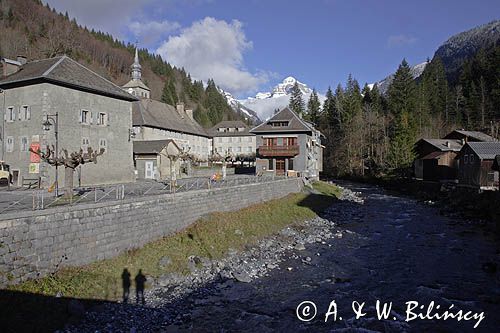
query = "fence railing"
xmin=0 ymin=175 xmax=288 ymax=215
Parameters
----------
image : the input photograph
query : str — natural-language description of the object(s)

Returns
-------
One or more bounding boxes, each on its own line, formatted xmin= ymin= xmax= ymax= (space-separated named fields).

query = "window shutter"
xmin=79 ymin=110 xmax=82 ymax=123
xmin=90 ymin=112 xmax=94 ymax=124
xmin=96 ymin=113 xmax=101 ymax=125
xmin=27 ymin=106 xmax=31 ymax=120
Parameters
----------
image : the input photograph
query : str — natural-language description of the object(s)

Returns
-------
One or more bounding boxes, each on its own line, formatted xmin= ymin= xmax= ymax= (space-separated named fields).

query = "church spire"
xmin=131 ymin=44 xmax=142 ymax=80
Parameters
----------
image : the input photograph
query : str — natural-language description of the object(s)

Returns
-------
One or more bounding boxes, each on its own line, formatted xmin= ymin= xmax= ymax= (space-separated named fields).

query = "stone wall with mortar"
xmin=0 ymin=178 xmax=303 ymax=286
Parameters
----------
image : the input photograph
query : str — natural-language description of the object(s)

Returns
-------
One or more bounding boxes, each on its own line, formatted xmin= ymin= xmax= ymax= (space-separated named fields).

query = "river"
xmin=73 ymin=182 xmax=500 ymax=332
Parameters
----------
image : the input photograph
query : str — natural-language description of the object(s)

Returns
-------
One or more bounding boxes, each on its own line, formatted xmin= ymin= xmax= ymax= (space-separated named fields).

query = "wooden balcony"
xmin=258 ymin=145 xmax=299 ymax=157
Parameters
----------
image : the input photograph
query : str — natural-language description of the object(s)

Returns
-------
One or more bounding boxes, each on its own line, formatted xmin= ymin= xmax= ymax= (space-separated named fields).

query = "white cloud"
xmin=156 ymin=17 xmax=268 ymax=94
xmin=387 ymin=34 xmax=417 ymax=47
xmin=129 ymin=20 xmax=181 ymax=46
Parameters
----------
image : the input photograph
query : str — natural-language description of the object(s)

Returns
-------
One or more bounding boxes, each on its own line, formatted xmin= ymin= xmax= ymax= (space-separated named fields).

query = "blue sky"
xmin=45 ymin=0 xmax=500 ymax=98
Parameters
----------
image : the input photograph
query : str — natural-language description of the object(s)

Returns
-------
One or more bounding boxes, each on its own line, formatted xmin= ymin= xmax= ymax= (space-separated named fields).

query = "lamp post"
xmin=42 ymin=113 xmax=59 ymax=196
xmin=0 ymin=88 xmax=5 ymax=161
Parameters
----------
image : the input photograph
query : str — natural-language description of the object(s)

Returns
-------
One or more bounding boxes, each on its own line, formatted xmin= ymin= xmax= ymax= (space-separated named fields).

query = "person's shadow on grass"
xmin=135 ymin=269 xmax=147 ymax=305
xmin=121 ymin=268 xmax=131 ymax=303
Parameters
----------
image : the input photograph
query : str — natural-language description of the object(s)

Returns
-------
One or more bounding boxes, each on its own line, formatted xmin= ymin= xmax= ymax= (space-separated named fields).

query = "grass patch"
xmin=8 ymin=181 xmax=341 ymax=301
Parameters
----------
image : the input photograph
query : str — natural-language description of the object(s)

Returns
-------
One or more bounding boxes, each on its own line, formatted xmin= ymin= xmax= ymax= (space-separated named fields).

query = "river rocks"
xmin=294 ymin=243 xmax=306 ymax=251
xmin=158 ymin=256 xmax=172 ymax=268
xmin=233 ymin=271 xmax=252 ymax=283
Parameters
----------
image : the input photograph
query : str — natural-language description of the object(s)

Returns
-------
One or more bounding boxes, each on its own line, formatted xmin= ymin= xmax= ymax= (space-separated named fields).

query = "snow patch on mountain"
xmin=370 ymin=61 xmax=428 ymax=94
xmin=238 ymin=76 xmax=322 ymax=120
xmin=219 ymin=88 xmax=261 ymax=123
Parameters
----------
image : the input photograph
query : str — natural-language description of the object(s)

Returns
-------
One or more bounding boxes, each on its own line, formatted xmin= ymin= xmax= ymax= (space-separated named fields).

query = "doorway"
xmin=276 ymin=159 xmax=285 ymax=176
xmin=145 ymin=161 xmax=154 ymax=179
xmin=12 ymin=170 xmax=19 ymax=186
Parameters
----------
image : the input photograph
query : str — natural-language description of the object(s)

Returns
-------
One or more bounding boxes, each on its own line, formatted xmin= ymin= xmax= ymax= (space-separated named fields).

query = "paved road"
xmin=0 ymin=175 xmax=263 ymax=215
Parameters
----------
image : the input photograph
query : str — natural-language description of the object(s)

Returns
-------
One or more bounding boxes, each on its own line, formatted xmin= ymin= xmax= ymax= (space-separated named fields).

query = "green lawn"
xmin=9 ymin=181 xmax=341 ymax=301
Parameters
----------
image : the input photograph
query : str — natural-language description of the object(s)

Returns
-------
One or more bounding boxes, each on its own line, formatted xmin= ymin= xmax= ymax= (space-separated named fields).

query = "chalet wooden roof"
xmin=416 ymin=138 xmax=463 ymax=152
xmin=444 ymin=130 xmax=496 ymax=142
xmin=0 ymin=56 xmax=138 ymax=101
xmin=465 ymin=142 xmax=500 ymax=160
xmin=250 ymin=107 xmax=313 ymax=134
xmin=132 ymin=99 xmax=210 ymax=138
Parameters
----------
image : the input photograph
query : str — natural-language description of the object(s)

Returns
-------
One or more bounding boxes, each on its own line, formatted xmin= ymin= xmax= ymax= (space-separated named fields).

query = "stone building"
xmin=133 ymin=139 xmax=181 ymax=181
xmin=250 ymin=107 xmax=323 ymax=180
xmin=0 ymin=55 xmax=137 ymax=188
xmin=123 ymin=48 xmax=212 ymax=165
xmin=208 ymin=120 xmax=255 ymax=157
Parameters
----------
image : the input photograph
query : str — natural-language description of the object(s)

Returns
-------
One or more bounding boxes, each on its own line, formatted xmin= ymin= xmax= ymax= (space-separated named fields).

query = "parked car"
xmin=0 ymin=161 xmax=12 ymax=188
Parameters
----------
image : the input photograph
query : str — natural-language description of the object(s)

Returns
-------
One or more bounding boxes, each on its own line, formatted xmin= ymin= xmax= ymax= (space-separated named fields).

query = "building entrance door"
xmin=276 ymin=159 xmax=285 ymax=176
xmin=145 ymin=161 xmax=154 ymax=179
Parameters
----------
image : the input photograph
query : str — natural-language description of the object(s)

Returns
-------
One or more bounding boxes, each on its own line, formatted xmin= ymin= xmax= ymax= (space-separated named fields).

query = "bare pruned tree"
xmin=30 ymin=145 xmax=104 ymax=198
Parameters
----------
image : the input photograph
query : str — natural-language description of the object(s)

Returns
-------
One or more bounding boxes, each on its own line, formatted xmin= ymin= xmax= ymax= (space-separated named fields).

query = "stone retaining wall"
xmin=0 ymin=178 xmax=303 ymax=286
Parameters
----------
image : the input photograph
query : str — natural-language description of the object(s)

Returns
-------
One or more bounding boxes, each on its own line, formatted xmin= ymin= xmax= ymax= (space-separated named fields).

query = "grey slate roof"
xmin=467 ymin=142 xmax=500 ymax=159
xmin=133 ymin=139 xmax=178 ymax=154
xmin=0 ymin=56 xmax=137 ymax=101
xmin=209 ymin=120 xmax=254 ymax=137
xmin=417 ymin=138 xmax=463 ymax=152
xmin=444 ymin=130 xmax=496 ymax=142
xmin=250 ymin=107 xmax=313 ymax=133
xmin=123 ymin=79 xmax=150 ymax=91
xmin=133 ymin=99 xmax=209 ymax=138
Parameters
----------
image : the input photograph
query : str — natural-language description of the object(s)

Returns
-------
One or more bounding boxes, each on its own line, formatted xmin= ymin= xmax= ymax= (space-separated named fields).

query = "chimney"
xmin=185 ymin=109 xmax=194 ymax=121
xmin=176 ymin=102 xmax=184 ymax=114
xmin=17 ymin=55 xmax=27 ymax=65
xmin=1 ymin=57 xmax=22 ymax=77
xmin=446 ymin=141 xmax=451 ymax=148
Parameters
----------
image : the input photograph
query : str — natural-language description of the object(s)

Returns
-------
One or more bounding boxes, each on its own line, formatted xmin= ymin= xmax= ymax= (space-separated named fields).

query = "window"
xmin=464 ymin=154 xmax=468 ymax=164
xmin=470 ymin=155 xmax=474 ymax=164
xmin=236 ymin=147 xmax=241 ymax=152
xmin=99 ymin=138 xmax=107 ymax=150
xmin=218 ymin=137 xmax=223 ymax=143
xmin=268 ymin=159 xmax=274 ymax=170
xmin=20 ymin=136 xmax=28 ymax=152
xmin=247 ymin=146 xmax=252 ymax=152
xmin=248 ymin=136 xmax=253 ymax=142
xmin=82 ymin=137 xmax=90 ymax=150
xmin=288 ymin=158 xmax=294 ymax=170
xmin=6 ymin=137 xmax=14 ymax=152
xmin=6 ymin=107 xmax=15 ymax=122
xmin=97 ymin=112 xmax=107 ymax=126
xmin=20 ymin=105 xmax=30 ymax=120
xmin=80 ymin=110 xmax=90 ymax=124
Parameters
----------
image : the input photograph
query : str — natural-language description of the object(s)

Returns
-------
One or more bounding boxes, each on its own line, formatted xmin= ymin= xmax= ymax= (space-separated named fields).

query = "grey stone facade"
xmin=0 ymin=83 xmax=135 ymax=187
xmin=0 ymin=178 xmax=303 ymax=286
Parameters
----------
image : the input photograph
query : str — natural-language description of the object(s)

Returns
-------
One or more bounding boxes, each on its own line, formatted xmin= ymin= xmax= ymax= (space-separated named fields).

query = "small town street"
xmin=72 ymin=182 xmax=500 ymax=332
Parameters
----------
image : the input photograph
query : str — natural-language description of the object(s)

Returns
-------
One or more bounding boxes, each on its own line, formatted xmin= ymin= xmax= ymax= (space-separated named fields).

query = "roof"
xmin=123 ymin=79 xmax=150 ymax=91
xmin=416 ymin=138 xmax=463 ymax=152
xmin=421 ymin=151 xmax=448 ymax=160
xmin=465 ymin=142 xmax=500 ymax=159
xmin=444 ymin=130 xmax=496 ymax=142
xmin=133 ymin=99 xmax=209 ymax=138
xmin=133 ymin=139 xmax=178 ymax=154
xmin=0 ymin=56 xmax=137 ymax=101
xmin=208 ymin=120 xmax=254 ymax=137
xmin=250 ymin=107 xmax=314 ymax=133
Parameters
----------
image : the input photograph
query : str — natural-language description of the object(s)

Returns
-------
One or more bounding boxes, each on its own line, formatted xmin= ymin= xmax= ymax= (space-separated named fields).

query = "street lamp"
xmin=0 ymin=88 xmax=5 ymax=161
xmin=42 ymin=112 xmax=59 ymax=196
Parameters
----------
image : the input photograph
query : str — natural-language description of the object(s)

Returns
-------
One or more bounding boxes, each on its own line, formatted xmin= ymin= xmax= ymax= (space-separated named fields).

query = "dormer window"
xmin=269 ymin=121 xmax=289 ymax=127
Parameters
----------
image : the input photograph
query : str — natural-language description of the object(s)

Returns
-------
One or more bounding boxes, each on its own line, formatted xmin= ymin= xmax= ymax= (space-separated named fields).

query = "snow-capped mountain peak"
xmin=238 ymin=76 xmax=321 ymax=120
xmin=218 ymin=88 xmax=261 ymax=123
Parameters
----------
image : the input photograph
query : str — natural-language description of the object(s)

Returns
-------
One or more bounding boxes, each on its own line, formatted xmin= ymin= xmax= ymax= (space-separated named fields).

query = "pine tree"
xmin=386 ymin=59 xmax=418 ymax=171
xmin=289 ymin=82 xmax=305 ymax=116
xmin=306 ymin=89 xmax=321 ymax=125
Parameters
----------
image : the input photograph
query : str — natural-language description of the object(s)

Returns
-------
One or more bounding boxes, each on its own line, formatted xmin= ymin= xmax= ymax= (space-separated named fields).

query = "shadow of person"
xmin=121 ymin=268 xmax=131 ymax=303
xmin=135 ymin=269 xmax=147 ymax=305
